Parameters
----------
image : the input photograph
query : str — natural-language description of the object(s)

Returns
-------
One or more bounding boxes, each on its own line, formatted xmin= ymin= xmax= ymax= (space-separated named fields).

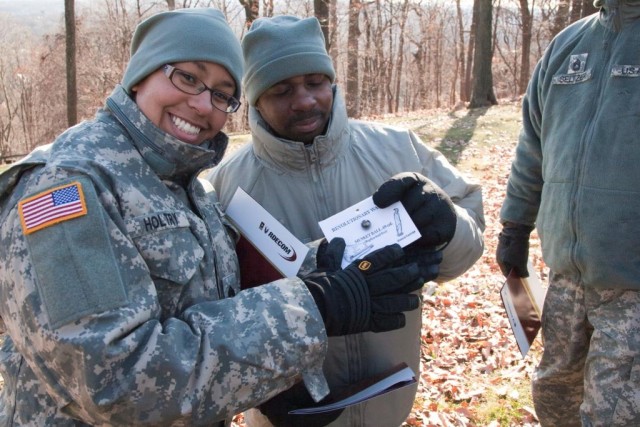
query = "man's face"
xmin=255 ymin=74 xmax=333 ymax=144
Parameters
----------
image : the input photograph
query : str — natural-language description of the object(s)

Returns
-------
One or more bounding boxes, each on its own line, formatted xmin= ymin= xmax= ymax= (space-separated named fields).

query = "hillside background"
xmin=0 ymin=0 xmax=597 ymax=162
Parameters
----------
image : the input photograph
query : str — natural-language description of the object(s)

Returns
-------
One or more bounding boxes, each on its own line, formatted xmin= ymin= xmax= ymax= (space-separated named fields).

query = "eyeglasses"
xmin=163 ymin=64 xmax=241 ymax=113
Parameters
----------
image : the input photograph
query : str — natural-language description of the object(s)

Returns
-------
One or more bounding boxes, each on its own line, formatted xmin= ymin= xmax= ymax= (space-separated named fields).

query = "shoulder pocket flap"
xmin=25 ymin=177 xmax=127 ymax=329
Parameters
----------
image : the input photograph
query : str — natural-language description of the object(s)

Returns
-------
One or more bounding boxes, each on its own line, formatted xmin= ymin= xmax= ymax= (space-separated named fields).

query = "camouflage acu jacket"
xmin=0 ymin=86 xmax=328 ymax=426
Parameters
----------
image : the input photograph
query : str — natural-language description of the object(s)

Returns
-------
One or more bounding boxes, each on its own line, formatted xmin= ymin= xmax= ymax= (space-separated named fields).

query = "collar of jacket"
xmin=595 ymin=0 xmax=640 ymax=31
xmin=105 ymin=85 xmax=228 ymax=181
xmin=248 ymin=85 xmax=349 ymax=173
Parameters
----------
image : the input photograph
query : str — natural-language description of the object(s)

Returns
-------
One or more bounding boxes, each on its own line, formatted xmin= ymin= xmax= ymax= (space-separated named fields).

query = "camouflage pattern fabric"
xmin=532 ymin=271 xmax=640 ymax=426
xmin=0 ymin=85 xmax=328 ymax=426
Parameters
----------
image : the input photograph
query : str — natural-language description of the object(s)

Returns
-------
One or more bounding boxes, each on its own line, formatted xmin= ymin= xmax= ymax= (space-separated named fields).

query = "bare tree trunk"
xmin=0 ymin=67 xmax=15 ymax=158
xmin=469 ymin=0 xmax=497 ymax=108
xmin=552 ymin=0 xmax=597 ymax=38
xmin=412 ymin=43 xmax=425 ymax=110
xmin=464 ymin=0 xmax=477 ymax=102
xmin=551 ymin=0 xmax=570 ymax=36
xmin=238 ymin=0 xmax=259 ymax=28
xmin=374 ymin=1 xmax=385 ymax=112
xmin=18 ymin=76 xmax=36 ymax=152
xmin=581 ymin=0 xmax=598 ymax=17
xmin=165 ymin=0 xmax=175 ymax=10
xmin=65 ymin=0 xmax=77 ymax=127
xmin=346 ymin=0 xmax=361 ymax=117
xmin=262 ymin=0 xmax=274 ymax=17
xmin=393 ymin=0 xmax=409 ymax=113
xmin=570 ymin=0 xmax=582 ymax=22
xmin=518 ymin=0 xmax=532 ymax=94
xmin=435 ymin=22 xmax=444 ymax=108
xmin=134 ymin=0 xmax=155 ymax=18
xmin=329 ymin=0 xmax=338 ymax=56
xmin=314 ymin=0 xmax=331 ymax=49
xmin=361 ymin=6 xmax=373 ymax=113
xmin=455 ymin=0 xmax=466 ymax=103
xmin=385 ymin=11 xmax=393 ymax=113
xmin=571 ymin=0 xmax=597 ymax=21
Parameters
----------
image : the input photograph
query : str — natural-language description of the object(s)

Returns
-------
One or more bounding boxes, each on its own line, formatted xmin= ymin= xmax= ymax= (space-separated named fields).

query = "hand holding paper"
xmin=319 ymin=196 xmax=420 ymax=269
xmin=302 ymin=243 xmax=423 ymax=336
xmin=372 ymin=172 xmax=457 ymax=249
xmin=257 ymin=363 xmax=417 ymax=424
xmin=288 ymin=363 xmax=416 ymax=415
xmin=318 ymin=195 xmax=443 ymax=282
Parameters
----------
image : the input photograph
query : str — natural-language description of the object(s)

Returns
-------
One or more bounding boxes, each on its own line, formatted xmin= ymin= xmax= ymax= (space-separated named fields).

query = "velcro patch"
xmin=611 ymin=65 xmax=640 ymax=77
xmin=552 ymin=70 xmax=592 ymax=85
xmin=19 ymin=182 xmax=87 ymax=235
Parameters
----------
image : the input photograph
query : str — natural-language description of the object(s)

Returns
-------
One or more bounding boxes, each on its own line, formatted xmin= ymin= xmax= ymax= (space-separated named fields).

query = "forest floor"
xmin=228 ymin=99 xmax=548 ymax=427
xmin=385 ymin=100 xmax=546 ymax=427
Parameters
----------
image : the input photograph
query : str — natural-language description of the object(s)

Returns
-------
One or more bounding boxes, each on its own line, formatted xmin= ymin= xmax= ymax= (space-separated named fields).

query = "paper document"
xmin=318 ymin=196 xmax=420 ymax=268
xmin=500 ymin=261 xmax=546 ymax=358
xmin=225 ymin=188 xmax=308 ymax=278
xmin=289 ymin=363 xmax=416 ymax=414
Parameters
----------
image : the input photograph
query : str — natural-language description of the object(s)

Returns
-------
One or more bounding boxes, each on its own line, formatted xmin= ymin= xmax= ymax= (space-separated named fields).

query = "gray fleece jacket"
xmin=500 ymin=0 xmax=640 ymax=289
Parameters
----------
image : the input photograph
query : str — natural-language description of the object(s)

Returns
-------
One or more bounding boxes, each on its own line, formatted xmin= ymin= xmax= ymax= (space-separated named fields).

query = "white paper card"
xmin=225 ymin=188 xmax=308 ymax=277
xmin=318 ymin=196 xmax=420 ymax=268
xmin=289 ymin=364 xmax=416 ymax=414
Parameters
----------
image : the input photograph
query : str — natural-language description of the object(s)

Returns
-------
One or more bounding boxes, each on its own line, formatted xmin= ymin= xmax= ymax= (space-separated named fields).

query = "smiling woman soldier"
xmin=0 ymin=7 xmax=425 ymax=426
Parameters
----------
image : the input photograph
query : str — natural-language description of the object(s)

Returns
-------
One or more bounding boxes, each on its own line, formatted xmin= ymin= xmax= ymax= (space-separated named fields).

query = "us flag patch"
xmin=19 ymin=182 xmax=87 ymax=234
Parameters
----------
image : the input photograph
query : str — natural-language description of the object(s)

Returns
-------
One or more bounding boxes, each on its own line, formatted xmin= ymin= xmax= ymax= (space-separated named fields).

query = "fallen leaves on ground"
xmin=402 ymin=130 xmax=545 ymax=427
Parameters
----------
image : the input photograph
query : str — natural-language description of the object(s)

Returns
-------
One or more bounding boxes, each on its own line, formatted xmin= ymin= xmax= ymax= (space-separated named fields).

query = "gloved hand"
xmin=303 ymin=241 xmax=423 ymax=336
xmin=318 ymin=236 xmax=442 ymax=282
xmin=315 ymin=237 xmax=344 ymax=272
xmin=496 ymin=222 xmax=534 ymax=277
xmin=257 ymin=381 xmax=343 ymax=427
xmin=401 ymin=248 xmax=443 ymax=283
xmin=372 ymin=172 xmax=457 ymax=249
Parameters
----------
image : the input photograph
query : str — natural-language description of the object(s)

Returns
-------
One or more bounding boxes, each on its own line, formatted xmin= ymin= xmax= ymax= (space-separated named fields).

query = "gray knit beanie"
xmin=122 ymin=8 xmax=243 ymax=99
xmin=242 ymin=15 xmax=336 ymax=106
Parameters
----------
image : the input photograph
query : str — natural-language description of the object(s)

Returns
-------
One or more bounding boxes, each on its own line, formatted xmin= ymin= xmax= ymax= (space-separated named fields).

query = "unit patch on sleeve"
xmin=19 ymin=181 xmax=88 ymax=234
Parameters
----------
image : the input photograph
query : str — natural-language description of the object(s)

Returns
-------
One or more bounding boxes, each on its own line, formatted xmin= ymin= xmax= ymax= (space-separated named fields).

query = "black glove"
xmin=496 ymin=222 xmax=534 ymax=277
xmin=303 ymin=242 xmax=423 ymax=336
xmin=372 ymin=172 xmax=457 ymax=249
xmin=318 ymin=236 xmax=441 ymax=282
xmin=401 ymin=248 xmax=443 ymax=283
xmin=257 ymin=381 xmax=343 ymax=427
xmin=258 ymin=239 xmax=346 ymax=427
xmin=315 ymin=238 xmax=344 ymax=272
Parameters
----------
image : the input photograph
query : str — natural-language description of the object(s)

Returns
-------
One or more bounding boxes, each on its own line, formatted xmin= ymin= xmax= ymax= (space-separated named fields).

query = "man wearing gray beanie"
xmin=0 ymin=8 xmax=426 ymax=426
xmin=208 ymin=14 xmax=485 ymax=427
